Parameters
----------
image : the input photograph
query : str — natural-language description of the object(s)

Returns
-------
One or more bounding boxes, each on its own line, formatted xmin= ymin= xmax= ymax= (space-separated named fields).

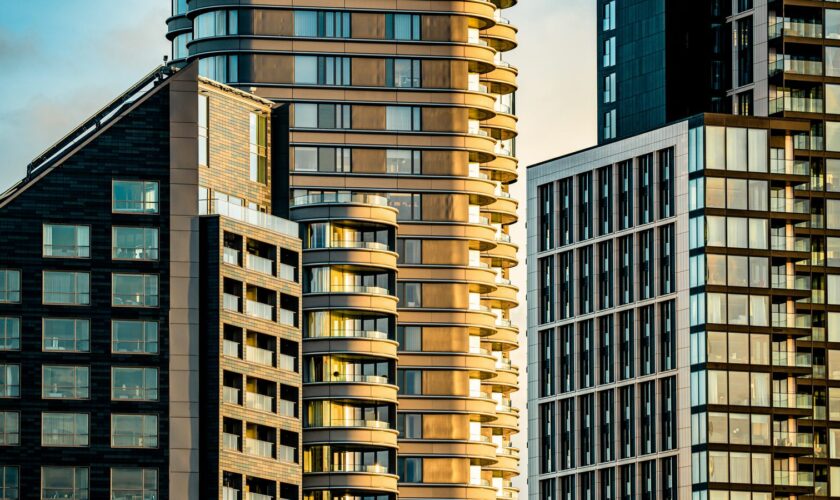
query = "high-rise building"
xmin=0 ymin=65 xmax=303 ymax=499
xmin=531 ymin=1 xmax=840 ymax=499
xmin=167 ymin=2 xmax=521 ymax=500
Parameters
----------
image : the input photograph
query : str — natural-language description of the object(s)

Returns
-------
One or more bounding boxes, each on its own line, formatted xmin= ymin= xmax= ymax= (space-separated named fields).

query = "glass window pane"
xmin=727 ymin=217 xmax=748 ymax=248
xmin=828 ymin=122 xmax=840 ymax=152
xmin=748 ymin=129 xmax=767 ymax=172
xmin=727 ymin=256 xmax=748 ymax=287
xmin=707 ymin=216 xmax=726 ymax=246
xmin=828 ymin=47 xmax=840 ymax=77
xmin=707 ymin=254 xmax=726 ymax=285
xmin=828 ymin=160 xmax=840 ymax=192
xmin=729 ymin=413 xmax=750 ymax=445
xmin=706 ymin=127 xmax=725 ymax=169
xmin=830 ymin=199 xmax=840 ymax=230
xmin=727 ymin=179 xmax=747 ymax=209
xmin=726 ymin=128 xmax=747 ymax=171
xmin=706 ymin=177 xmax=725 ymax=208
xmin=728 ymin=294 xmax=749 ymax=325
xmin=295 ymin=56 xmax=318 ymax=84
xmin=749 ymin=218 xmax=767 ymax=249
xmin=728 ymin=371 xmax=749 ymax=405
xmin=748 ymin=180 xmax=767 ymax=210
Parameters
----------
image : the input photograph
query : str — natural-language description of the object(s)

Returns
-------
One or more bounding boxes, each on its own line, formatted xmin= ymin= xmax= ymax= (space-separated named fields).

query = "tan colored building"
xmin=169 ymin=2 xmax=521 ymax=499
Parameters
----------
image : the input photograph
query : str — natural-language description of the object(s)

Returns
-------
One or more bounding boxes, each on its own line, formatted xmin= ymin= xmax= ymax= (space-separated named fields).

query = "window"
xmin=111 ymin=414 xmax=158 ymax=448
xmin=540 ymin=329 xmax=555 ymax=397
xmin=172 ymin=0 xmax=187 ymax=15
xmin=43 ymin=366 xmax=89 ymax=399
xmin=294 ymin=56 xmax=350 ymax=85
xmin=43 ymin=224 xmax=90 ymax=258
xmin=604 ymin=109 xmax=616 ymax=140
xmin=603 ymin=36 xmax=615 ymax=67
xmin=198 ymin=55 xmax=238 ymax=83
xmin=659 ymin=148 xmax=674 ymax=218
xmin=112 ymin=273 xmax=159 ymax=307
xmin=618 ymin=161 xmax=633 ymax=230
xmin=112 ymin=320 xmax=159 ymax=355
xmin=386 ymin=106 xmax=421 ymax=131
xmin=539 ymin=183 xmax=554 ymax=251
xmin=294 ymin=10 xmax=351 ymax=38
xmin=0 ymin=318 xmax=19 ymax=351
xmin=41 ymin=467 xmax=88 ymax=500
xmin=387 ymin=59 xmax=422 ymax=88
xmin=112 ymin=227 xmax=159 ymax=260
xmin=250 ymin=112 xmax=268 ymax=183
xmin=541 ymin=402 xmax=556 ymax=473
xmin=43 ymin=318 xmax=89 ymax=352
xmin=579 ymin=172 xmax=593 ymax=240
xmin=198 ymin=94 xmax=208 ymax=167
xmin=604 ymin=73 xmax=616 ymax=103
xmin=398 ymin=457 xmax=422 ymax=483
xmin=194 ymin=10 xmax=238 ymax=39
xmin=397 ymin=239 xmax=422 ymax=264
xmin=293 ymin=146 xmax=352 ymax=172
xmin=0 ymin=467 xmax=16 ymax=500
xmin=0 ymin=270 xmax=20 ymax=303
xmin=111 ymin=468 xmax=158 ymax=500
xmin=387 ymin=150 xmax=421 ymax=174
xmin=42 ymin=412 xmax=89 ymax=447
xmin=397 ymin=413 xmax=422 ymax=438
xmin=558 ymin=178 xmax=573 ymax=246
xmin=397 ymin=282 xmax=422 ymax=308
xmin=828 ymin=9 xmax=840 ymax=40
xmin=397 ymin=326 xmax=421 ymax=351
xmin=43 ymin=271 xmax=89 ymax=305
xmin=112 ymin=367 xmax=159 ymax=401
xmin=387 ymin=13 xmax=421 ymax=40
xmin=540 ymin=256 xmax=555 ymax=323
xmin=0 ymin=412 xmax=19 ymax=446
xmin=598 ymin=165 xmax=613 ymax=234
xmin=172 ymin=32 xmax=191 ymax=60
xmin=397 ymin=369 xmax=422 ymax=395
xmin=294 ymin=103 xmax=351 ymax=129
xmin=603 ymin=1 xmax=616 ymax=31
xmin=558 ymin=252 xmax=574 ymax=320
xmin=388 ymin=193 xmax=422 ymax=220
xmin=0 ymin=365 xmax=19 ymax=398
xmin=112 ymin=180 xmax=159 ymax=214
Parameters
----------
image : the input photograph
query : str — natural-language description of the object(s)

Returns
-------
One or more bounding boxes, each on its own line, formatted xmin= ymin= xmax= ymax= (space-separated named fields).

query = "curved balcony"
xmin=481 ymin=65 xmax=518 ymax=95
xmin=398 ymin=308 xmax=499 ymax=336
xmin=302 ymin=289 xmax=399 ymax=315
xmin=399 ymin=483 xmax=496 ymax=500
xmin=398 ymin=394 xmax=498 ymax=421
xmin=398 ymin=352 xmax=498 ymax=379
xmin=303 ymin=336 xmax=398 ymax=359
xmin=303 ymin=381 xmax=399 ymax=404
xmin=397 ymin=266 xmax=498 ymax=295
xmin=303 ymin=425 xmax=399 ymax=448
xmin=484 ymin=237 xmax=518 ymax=268
xmin=483 ymin=197 xmax=518 ymax=225
xmin=303 ymin=246 xmax=398 ymax=271
xmin=485 ymin=281 xmax=519 ymax=309
xmin=488 ymin=447 xmax=519 ymax=475
xmin=398 ymin=439 xmax=498 ymax=466
xmin=481 ymin=22 xmax=518 ymax=52
xmin=303 ymin=469 xmax=399 ymax=494
xmin=482 ymin=113 xmax=518 ymax=141
xmin=397 ymin=220 xmax=498 ymax=251
xmin=290 ymin=193 xmax=399 ymax=226
xmin=481 ymin=155 xmax=518 ymax=183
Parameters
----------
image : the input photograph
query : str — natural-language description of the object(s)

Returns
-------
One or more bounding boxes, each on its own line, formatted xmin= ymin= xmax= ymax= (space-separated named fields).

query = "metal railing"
xmin=245 ymin=392 xmax=274 ymax=412
xmin=223 ymin=432 xmax=240 ymax=451
xmin=244 ymin=437 xmax=274 ymax=458
xmin=246 ymin=300 xmax=274 ymax=321
xmin=769 ymin=57 xmax=823 ymax=76
xmin=223 ymin=386 xmax=240 ymax=405
xmin=223 ymin=293 xmax=241 ymax=312
xmin=773 ymin=431 xmax=813 ymax=448
xmin=772 ymin=351 xmax=812 ymax=367
xmin=769 ymin=96 xmax=824 ymax=114
xmin=279 ymin=309 xmax=297 ymax=327
xmin=223 ymin=247 xmax=240 ymax=266
xmin=774 ymin=470 xmax=814 ymax=487
xmin=223 ymin=340 xmax=239 ymax=358
xmin=291 ymin=192 xmax=389 ymax=207
xmin=244 ymin=345 xmax=274 ymax=366
xmin=279 ymin=263 xmax=296 ymax=282
xmin=246 ymin=254 xmax=274 ymax=275
xmin=203 ymin=199 xmax=298 ymax=237
xmin=769 ymin=19 xmax=823 ymax=38
xmin=772 ymin=392 xmax=813 ymax=409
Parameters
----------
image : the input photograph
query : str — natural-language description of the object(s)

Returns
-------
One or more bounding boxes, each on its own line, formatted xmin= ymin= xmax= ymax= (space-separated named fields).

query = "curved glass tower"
xmin=167 ymin=1 xmax=520 ymax=499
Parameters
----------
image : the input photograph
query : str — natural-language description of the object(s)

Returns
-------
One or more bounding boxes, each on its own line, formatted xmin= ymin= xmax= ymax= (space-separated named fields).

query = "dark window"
xmin=640 ymin=381 xmax=656 ymax=455
xmin=539 ymin=256 xmax=555 ymax=324
xmin=560 ymin=474 xmax=575 ymax=500
xmin=599 ymin=390 xmax=614 ymax=462
xmin=620 ymin=385 xmax=635 ymax=459
xmin=540 ymin=402 xmax=555 ymax=473
xmin=386 ymin=59 xmax=422 ymax=88
xmin=559 ymin=398 xmax=575 ymax=470
xmin=660 ymin=224 xmax=675 ymax=295
xmin=638 ymin=229 xmax=654 ymax=300
xmin=580 ymin=471 xmax=595 ymax=500
xmin=599 ymin=240 xmax=613 ymax=310
xmin=618 ymin=161 xmax=633 ymax=230
xmin=558 ymin=251 xmax=574 ymax=320
xmin=579 ymin=172 xmax=593 ymax=241
xmin=641 ymin=461 xmax=656 ymax=500
xmin=601 ymin=467 xmax=615 ymax=500
xmin=539 ymin=183 xmax=554 ymax=251
xmin=619 ymin=310 xmax=634 ymax=380
xmin=540 ymin=329 xmax=555 ymax=397
xmin=580 ymin=393 xmax=595 ymax=466
xmin=559 ymin=177 xmax=573 ymax=246
xmin=618 ymin=236 xmax=633 ymax=305
xmin=738 ymin=0 xmax=753 ymax=12
xmin=659 ymin=149 xmax=674 ymax=219
xmin=559 ymin=325 xmax=574 ymax=393
xmin=639 ymin=305 xmax=655 ymax=376
xmin=738 ymin=90 xmax=753 ymax=116
xmin=661 ymin=376 xmax=677 ymax=450
xmin=579 ymin=245 xmax=594 ymax=314
xmin=661 ymin=300 xmax=676 ymax=371
xmin=600 ymin=315 xmax=614 ymax=384
xmin=579 ymin=319 xmax=594 ymax=389
xmin=737 ymin=18 xmax=753 ymax=86
xmin=540 ymin=479 xmax=556 ymax=500
xmin=661 ymin=456 xmax=677 ymax=500
xmin=638 ymin=154 xmax=653 ymax=224
xmin=598 ymin=166 xmax=613 ymax=235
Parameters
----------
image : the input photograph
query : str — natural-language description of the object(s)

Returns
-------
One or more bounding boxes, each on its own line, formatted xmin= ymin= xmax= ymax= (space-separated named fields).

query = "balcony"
xmin=773 ymin=392 xmax=813 ymax=409
xmin=774 ymin=470 xmax=814 ymax=487
xmin=307 ymin=329 xmax=389 ymax=340
xmin=223 ymin=293 xmax=241 ymax=312
xmin=246 ymin=300 xmax=273 ymax=321
xmin=769 ymin=19 xmax=823 ymax=39
xmin=329 ymin=284 xmax=391 ymax=295
xmin=223 ymin=386 xmax=240 ymax=405
xmin=244 ymin=345 xmax=274 ymax=366
xmin=291 ymin=192 xmax=389 ymax=207
xmin=770 ymin=197 xmax=809 ymax=214
xmin=279 ymin=263 xmax=296 ymax=282
xmin=244 ymin=437 xmax=274 ymax=459
xmin=773 ymin=431 xmax=814 ymax=448
xmin=770 ymin=96 xmax=823 ymax=114
xmin=223 ymin=487 xmax=240 ymax=500
xmin=246 ymin=254 xmax=274 ymax=276
xmin=328 ymin=419 xmax=390 ymax=429
xmin=771 ymin=312 xmax=811 ymax=329
xmin=470 ymin=433 xmax=491 ymax=443
xmin=223 ymin=247 xmax=240 ymax=266
xmin=279 ymin=308 xmax=296 ymax=327
xmin=770 ymin=235 xmax=809 ymax=252
xmin=278 ymin=353 xmax=295 ymax=372
xmin=223 ymin=432 xmax=240 ymax=451
xmin=278 ymin=399 xmax=297 ymax=418
xmin=770 ymin=273 xmax=810 ymax=291
xmin=769 ymin=57 xmax=823 ymax=76
xmin=770 ymin=159 xmax=810 ymax=175
xmin=469 ymin=214 xmax=491 ymax=225
xmin=278 ymin=444 xmax=296 ymax=463
xmin=203 ymin=199 xmax=297 ymax=237
xmin=223 ymin=340 xmax=240 ymax=358
xmin=245 ymin=392 xmax=274 ymax=412
xmin=248 ymin=493 xmax=274 ymax=500
xmin=332 ymin=374 xmax=389 ymax=384
xmin=772 ymin=351 xmax=812 ymax=367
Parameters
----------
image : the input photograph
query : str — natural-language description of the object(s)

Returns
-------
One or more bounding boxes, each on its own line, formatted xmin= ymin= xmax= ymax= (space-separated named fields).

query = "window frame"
xmin=42 ymin=224 xmax=91 ymax=259
xmin=110 ymin=414 xmax=159 ymax=449
xmin=0 ymin=270 xmax=20 ymax=304
xmin=41 ymin=466 xmax=88 ymax=500
xmin=111 ymin=320 xmax=159 ymax=355
xmin=0 ymin=317 xmax=20 ymax=352
xmin=41 ymin=412 xmax=89 ymax=447
xmin=112 ymin=180 xmax=160 ymax=214
xmin=111 ymin=367 xmax=160 ymax=401
xmin=111 ymin=273 xmax=160 ymax=308
xmin=42 ymin=365 xmax=90 ymax=400
xmin=112 ymin=226 xmax=160 ymax=261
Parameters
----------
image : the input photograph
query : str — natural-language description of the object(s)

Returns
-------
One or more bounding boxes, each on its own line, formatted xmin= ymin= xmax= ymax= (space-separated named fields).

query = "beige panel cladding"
xmin=423 ymin=150 xmax=469 ymax=177
xmin=351 ymin=149 xmax=387 ymax=174
xmin=422 ymin=107 xmax=467 ymax=133
xmin=351 ymin=12 xmax=386 ymax=38
xmin=252 ymin=54 xmax=295 ymax=84
xmin=424 ymin=458 xmax=469 ymax=484
xmin=423 ymin=370 xmax=467 ymax=396
xmin=351 ymin=58 xmax=387 ymax=87
xmin=422 ymin=326 xmax=469 ymax=352
xmin=252 ymin=9 xmax=294 ymax=36
xmin=422 ymin=239 xmax=468 ymax=266
xmin=423 ymin=413 xmax=469 ymax=440
xmin=424 ymin=15 xmax=468 ymax=42
xmin=423 ymin=282 xmax=467 ymax=309
xmin=351 ymin=105 xmax=387 ymax=130
xmin=168 ymin=64 xmax=201 ymax=500
xmin=422 ymin=193 xmax=468 ymax=222
xmin=422 ymin=60 xmax=468 ymax=89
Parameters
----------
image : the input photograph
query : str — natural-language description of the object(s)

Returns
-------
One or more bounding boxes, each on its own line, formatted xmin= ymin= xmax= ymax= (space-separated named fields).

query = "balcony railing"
xmin=769 ymin=19 xmax=823 ymax=39
xmin=278 ymin=353 xmax=295 ymax=372
xmin=772 ymin=351 xmax=812 ymax=367
xmin=469 ymin=214 xmax=491 ymax=225
xmin=279 ymin=263 xmax=296 ymax=282
xmin=222 ymin=487 xmax=240 ymax=500
xmin=223 ymin=386 xmax=240 ymax=405
xmin=244 ymin=437 xmax=274 ymax=458
xmin=246 ymin=300 xmax=274 ymax=321
xmin=246 ymin=254 xmax=274 ymax=275
xmin=278 ymin=444 xmax=296 ymax=463
xmin=324 ymin=419 xmax=390 ymax=429
xmin=223 ymin=293 xmax=241 ymax=312
xmin=327 ymin=284 xmax=391 ymax=295
xmin=279 ymin=309 xmax=296 ymax=327
xmin=245 ymin=392 xmax=274 ymax=412
xmin=773 ymin=431 xmax=814 ymax=448
xmin=770 ymin=159 xmax=810 ymax=175
xmin=773 ymin=392 xmax=813 ymax=409
xmin=769 ymin=57 xmax=823 ymax=76
xmin=771 ymin=312 xmax=811 ymax=328
xmin=203 ymin=199 xmax=298 ymax=237
xmin=223 ymin=432 xmax=240 ymax=451
xmin=769 ymin=96 xmax=824 ymax=114
xmin=248 ymin=493 xmax=274 ymax=500
xmin=244 ymin=345 xmax=274 ymax=366
xmin=306 ymin=329 xmax=389 ymax=340
xmin=291 ymin=192 xmax=389 ymax=207
xmin=331 ymin=374 xmax=389 ymax=384
xmin=279 ymin=399 xmax=296 ymax=417
xmin=223 ymin=247 xmax=240 ymax=266
xmin=770 ymin=274 xmax=810 ymax=290
xmin=223 ymin=340 xmax=240 ymax=357
xmin=770 ymin=235 xmax=809 ymax=252
xmin=774 ymin=470 xmax=814 ymax=487
xmin=770 ymin=197 xmax=809 ymax=214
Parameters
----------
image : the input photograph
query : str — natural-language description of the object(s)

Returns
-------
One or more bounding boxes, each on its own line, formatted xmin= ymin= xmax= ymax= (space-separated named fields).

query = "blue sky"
xmin=0 ymin=1 xmax=595 ymax=493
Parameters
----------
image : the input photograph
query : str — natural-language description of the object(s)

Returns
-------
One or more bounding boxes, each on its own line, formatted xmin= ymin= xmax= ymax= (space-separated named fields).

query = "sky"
xmin=0 ymin=0 xmax=596 ymax=495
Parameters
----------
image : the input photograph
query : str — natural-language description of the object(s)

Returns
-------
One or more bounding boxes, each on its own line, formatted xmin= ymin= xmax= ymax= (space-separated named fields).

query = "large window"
xmin=294 ymin=103 xmax=351 ymax=129
xmin=294 ymin=10 xmax=351 ymax=38
xmin=41 ymin=467 xmax=88 ymax=500
xmin=194 ymin=10 xmax=238 ymax=39
xmin=112 ymin=274 xmax=159 ymax=308
xmin=111 ymin=414 xmax=158 ymax=448
xmin=293 ymin=146 xmax=351 ymax=173
xmin=112 ymin=227 xmax=159 ymax=260
xmin=0 ymin=412 xmax=19 ymax=446
xmin=398 ymin=457 xmax=422 ymax=483
xmin=539 ymin=183 xmax=554 ymax=251
xmin=0 ymin=365 xmax=19 ymax=398
xmin=112 ymin=180 xmax=159 ymax=214
xmin=250 ymin=112 xmax=268 ymax=183
xmin=0 ymin=270 xmax=20 ymax=304
xmin=388 ymin=193 xmax=422 ymax=220
xmin=396 ymin=326 xmax=421 ymax=351
xmin=387 ymin=149 xmax=421 ymax=174
xmin=43 ymin=271 xmax=89 ymax=306
xmin=397 ymin=413 xmax=422 ymax=438
xmin=41 ymin=412 xmax=89 ymax=447
xmin=387 ymin=13 xmax=421 ymax=40
xmin=397 ymin=369 xmax=422 ymax=395
xmin=0 ymin=318 xmax=19 ymax=351
xmin=295 ymin=56 xmax=350 ymax=85
xmin=43 ymin=224 xmax=90 ymax=258
xmin=43 ymin=318 xmax=89 ymax=352
xmin=43 ymin=366 xmax=89 ymax=399
xmin=386 ymin=106 xmax=421 ymax=131
xmin=112 ymin=320 xmax=159 ymax=354
xmin=198 ymin=55 xmax=238 ymax=84
xmin=397 ymin=282 xmax=421 ymax=308
xmin=111 ymin=468 xmax=158 ymax=500
xmin=387 ymin=59 xmax=422 ymax=88
xmin=112 ymin=367 xmax=159 ymax=401
xmin=0 ymin=467 xmax=17 ymax=500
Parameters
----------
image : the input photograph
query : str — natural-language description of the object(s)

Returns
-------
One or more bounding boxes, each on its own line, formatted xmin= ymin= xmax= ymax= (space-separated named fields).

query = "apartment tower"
xmin=168 ymin=2 xmax=522 ymax=500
